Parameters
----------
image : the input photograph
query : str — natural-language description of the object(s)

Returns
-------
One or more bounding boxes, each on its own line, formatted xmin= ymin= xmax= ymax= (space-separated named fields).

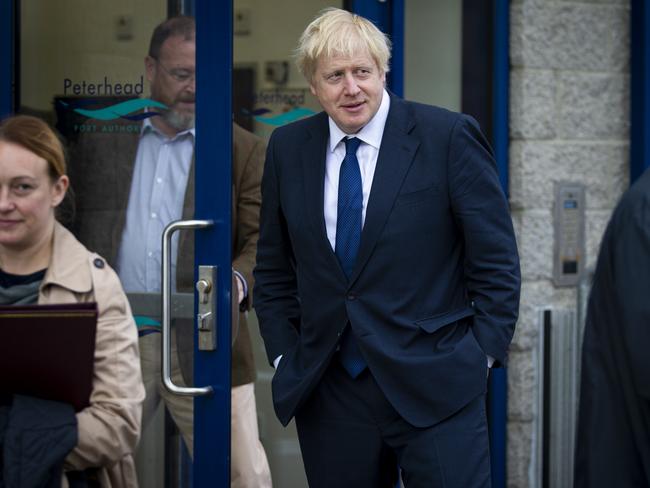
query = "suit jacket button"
xmin=347 ymin=294 xmax=356 ymax=300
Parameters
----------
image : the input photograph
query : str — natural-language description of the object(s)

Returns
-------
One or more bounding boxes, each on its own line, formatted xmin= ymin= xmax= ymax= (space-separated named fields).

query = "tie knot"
xmin=344 ymin=137 xmax=361 ymax=156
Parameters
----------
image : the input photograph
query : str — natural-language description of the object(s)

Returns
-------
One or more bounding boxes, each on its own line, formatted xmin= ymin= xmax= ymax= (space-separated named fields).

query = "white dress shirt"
xmin=323 ymin=89 xmax=391 ymax=249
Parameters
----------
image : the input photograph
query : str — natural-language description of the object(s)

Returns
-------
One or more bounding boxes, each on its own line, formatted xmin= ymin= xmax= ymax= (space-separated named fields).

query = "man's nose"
xmin=187 ymin=76 xmax=196 ymax=92
xmin=342 ymin=73 xmax=361 ymax=95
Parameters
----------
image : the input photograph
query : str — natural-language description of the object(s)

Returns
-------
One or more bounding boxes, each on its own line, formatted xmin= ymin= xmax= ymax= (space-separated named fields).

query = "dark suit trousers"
xmin=294 ymin=359 xmax=491 ymax=488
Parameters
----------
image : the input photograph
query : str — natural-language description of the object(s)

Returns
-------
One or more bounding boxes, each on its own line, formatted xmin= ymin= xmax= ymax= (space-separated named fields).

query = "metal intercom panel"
xmin=553 ymin=182 xmax=585 ymax=287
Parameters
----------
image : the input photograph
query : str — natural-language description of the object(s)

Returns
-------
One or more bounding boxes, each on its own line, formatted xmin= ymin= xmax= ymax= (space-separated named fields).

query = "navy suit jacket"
xmin=254 ymin=94 xmax=520 ymax=427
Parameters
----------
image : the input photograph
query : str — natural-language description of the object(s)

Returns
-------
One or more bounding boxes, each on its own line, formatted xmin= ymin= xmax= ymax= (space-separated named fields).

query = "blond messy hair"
xmin=295 ymin=8 xmax=391 ymax=84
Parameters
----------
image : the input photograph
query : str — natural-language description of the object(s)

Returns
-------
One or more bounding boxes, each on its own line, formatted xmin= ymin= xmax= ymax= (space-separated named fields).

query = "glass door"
xmin=9 ymin=0 xmax=232 ymax=485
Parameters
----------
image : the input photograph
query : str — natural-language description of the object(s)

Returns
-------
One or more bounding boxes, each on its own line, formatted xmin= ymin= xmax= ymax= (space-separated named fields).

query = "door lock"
xmin=196 ymin=278 xmax=212 ymax=304
xmin=196 ymin=266 xmax=217 ymax=351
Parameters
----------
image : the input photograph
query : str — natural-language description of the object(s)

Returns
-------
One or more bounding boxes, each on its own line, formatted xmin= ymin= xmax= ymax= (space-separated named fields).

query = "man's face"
xmin=309 ymin=51 xmax=385 ymax=134
xmin=146 ymin=35 xmax=196 ymax=134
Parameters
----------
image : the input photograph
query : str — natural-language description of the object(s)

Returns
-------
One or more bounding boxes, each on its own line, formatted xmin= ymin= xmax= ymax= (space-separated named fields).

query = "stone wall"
xmin=508 ymin=1 xmax=630 ymax=486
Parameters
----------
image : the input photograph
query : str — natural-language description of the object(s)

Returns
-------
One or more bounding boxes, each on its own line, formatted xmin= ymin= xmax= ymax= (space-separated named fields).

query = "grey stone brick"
xmin=511 ymin=4 xmax=629 ymax=71
xmin=558 ymin=73 xmax=630 ymax=139
xmin=507 ymin=350 xmax=537 ymax=421
xmin=510 ymin=69 xmax=556 ymax=140
xmin=510 ymin=6 xmax=525 ymax=66
xmin=511 ymin=209 xmax=553 ymax=281
xmin=507 ymin=421 xmax=534 ymax=488
xmin=561 ymin=0 xmax=628 ymax=3
xmin=509 ymin=142 xmax=628 ymax=210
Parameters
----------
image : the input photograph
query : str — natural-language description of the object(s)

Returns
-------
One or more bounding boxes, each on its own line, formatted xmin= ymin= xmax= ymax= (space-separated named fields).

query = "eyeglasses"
xmin=154 ymin=58 xmax=195 ymax=84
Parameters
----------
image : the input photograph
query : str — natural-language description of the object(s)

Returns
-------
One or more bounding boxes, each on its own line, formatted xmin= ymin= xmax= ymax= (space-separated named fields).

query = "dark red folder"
xmin=0 ymin=302 xmax=97 ymax=412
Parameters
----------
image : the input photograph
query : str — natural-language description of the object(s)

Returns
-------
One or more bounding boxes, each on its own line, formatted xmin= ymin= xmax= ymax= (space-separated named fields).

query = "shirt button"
xmin=148 ymin=252 xmax=153 ymax=257
xmin=151 ymin=212 xmax=157 ymax=218
xmin=157 ymin=178 xmax=163 ymax=184
xmin=93 ymin=258 xmax=105 ymax=269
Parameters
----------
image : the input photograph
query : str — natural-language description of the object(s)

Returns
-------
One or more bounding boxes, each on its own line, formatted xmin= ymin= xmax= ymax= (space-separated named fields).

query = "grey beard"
xmin=164 ymin=109 xmax=195 ymax=132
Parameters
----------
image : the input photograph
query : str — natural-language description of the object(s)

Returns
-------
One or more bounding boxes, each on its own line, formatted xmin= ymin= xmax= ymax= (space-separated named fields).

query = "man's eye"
xmin=172 ymin=71 xmax=191 ymax=81
xmin=327 ymin=73 xmax=342 ymax=82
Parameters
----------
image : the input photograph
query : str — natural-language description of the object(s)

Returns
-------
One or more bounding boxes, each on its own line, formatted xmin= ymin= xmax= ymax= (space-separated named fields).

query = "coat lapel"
xmin=300 ymin=113 xmax=346 ymax=279
xmin=349 ymin=97 xmax=419 ymax=285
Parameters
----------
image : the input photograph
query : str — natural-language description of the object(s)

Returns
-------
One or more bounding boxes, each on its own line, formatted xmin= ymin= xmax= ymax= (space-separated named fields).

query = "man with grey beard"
xmin=65 ymin=15 xmax=272 ymax=488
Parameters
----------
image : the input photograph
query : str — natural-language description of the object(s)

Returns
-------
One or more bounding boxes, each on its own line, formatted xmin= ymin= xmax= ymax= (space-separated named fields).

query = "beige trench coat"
xmin=38 ymin=222 xmax=144 ymax=488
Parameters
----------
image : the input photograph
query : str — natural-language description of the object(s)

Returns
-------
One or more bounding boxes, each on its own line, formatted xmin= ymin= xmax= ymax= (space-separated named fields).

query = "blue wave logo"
xmin=58 ymin=98 xmax=167 ymax=121
xmin=247 ymin=107 xmax=315 ymax=126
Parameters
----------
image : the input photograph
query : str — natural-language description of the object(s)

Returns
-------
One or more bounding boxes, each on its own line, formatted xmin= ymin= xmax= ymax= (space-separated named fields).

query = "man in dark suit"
xmin=66 ymin=16 xmax=271 ymax=487
xmin=253 ymin=8 xmax=520 ymax=487
xmin=575 ymin=168 xmax=650 ymax=488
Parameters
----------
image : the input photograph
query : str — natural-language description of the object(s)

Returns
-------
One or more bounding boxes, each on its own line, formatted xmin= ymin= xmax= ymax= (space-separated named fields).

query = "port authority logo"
xmin=59 ymin=76 xmax=167 ymax=133
xmin=59 ymin=98 xmax=166 ymax=122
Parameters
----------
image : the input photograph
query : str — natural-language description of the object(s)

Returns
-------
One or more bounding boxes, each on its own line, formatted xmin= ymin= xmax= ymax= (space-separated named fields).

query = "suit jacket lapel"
xmin=349 ymin=97 xmax=419 ymax=285
xmin=300 ymin=113 xmax=347 ymax=280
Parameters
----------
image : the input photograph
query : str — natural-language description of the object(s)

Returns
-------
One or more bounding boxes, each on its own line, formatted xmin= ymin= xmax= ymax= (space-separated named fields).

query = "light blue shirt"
xmin=116 ymin=119 xmax=195 ymax=292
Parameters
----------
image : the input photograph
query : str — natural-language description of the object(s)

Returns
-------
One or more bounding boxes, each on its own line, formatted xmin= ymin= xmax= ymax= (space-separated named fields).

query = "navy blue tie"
xmin=335 ymin=137 xmax=366 ymax=378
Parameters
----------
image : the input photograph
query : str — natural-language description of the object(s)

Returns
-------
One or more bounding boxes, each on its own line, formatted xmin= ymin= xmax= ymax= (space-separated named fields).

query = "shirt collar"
xmin=141 ymin=115 xmax=195 ymax=140
xmin=328 ymin=88 xmax=390 ymax=153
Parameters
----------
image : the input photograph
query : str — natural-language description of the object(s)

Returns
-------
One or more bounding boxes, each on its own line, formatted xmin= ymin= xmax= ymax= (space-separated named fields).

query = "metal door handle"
xmin=162 ymin=219 xmax=214 ymax=396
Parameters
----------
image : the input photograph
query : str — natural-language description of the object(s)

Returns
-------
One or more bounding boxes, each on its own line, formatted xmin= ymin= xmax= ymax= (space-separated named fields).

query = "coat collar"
xmin=42 ymin=222 xmax=93 ymax=294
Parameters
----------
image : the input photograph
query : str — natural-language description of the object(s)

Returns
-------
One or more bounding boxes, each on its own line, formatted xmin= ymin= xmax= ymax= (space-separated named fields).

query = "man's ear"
xmin=309 ymin=83 xmax=316 ymax=97
xmin=145 ymin=55 xmax=156 ymax=84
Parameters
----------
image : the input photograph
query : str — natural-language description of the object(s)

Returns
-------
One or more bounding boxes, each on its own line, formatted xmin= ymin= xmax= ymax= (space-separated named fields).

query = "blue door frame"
xmin=0 ymin=0 xmax=13 ymax=118
xmin=193 ymin=1 xmax=233 ymax=486
xmin=489 ymin=2 xmax=510 ymax=487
